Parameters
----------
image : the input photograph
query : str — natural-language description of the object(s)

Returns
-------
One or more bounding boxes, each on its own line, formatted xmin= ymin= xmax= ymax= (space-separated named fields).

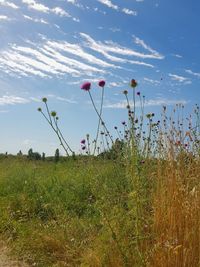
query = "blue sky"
xmin=0 ymin=0 xmax=199 ymax=155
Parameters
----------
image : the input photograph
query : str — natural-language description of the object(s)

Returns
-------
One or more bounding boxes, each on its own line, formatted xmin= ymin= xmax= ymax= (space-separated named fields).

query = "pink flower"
xmin=81 ymin=82 xmax=91 ymax=91
xmin=98 ymin=80 xmax=106 ymax=87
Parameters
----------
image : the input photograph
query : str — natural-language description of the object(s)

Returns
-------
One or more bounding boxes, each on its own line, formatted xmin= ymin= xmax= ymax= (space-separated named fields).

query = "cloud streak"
xmin=0 ymin=95 xmax=29 ymax=105
xmin=22 ymin=0 xmax=71 ymax=17
xmin=105 ymin=98 xmax=188 ymax=109
xmin=98 ymin=0 xmax=137 ymax=16
xmin=169 ymin=73 xmax=191 ymax=83
xmin=0 ymin=0 xmax=19 ymax=9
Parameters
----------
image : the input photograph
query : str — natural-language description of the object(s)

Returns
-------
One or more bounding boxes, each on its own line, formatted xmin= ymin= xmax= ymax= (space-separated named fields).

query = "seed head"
xmin=42 ymin=97 xmax=47 ymax=103
xmin=51 ymin=111 xmax=57 ymax=117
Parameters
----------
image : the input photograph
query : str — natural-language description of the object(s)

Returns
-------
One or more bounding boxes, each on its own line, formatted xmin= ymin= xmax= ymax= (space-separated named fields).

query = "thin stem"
xmin=93 ymin=86 xmax=105 ymax=155
xmin=88 ymin=90 xmax=114 ymax=144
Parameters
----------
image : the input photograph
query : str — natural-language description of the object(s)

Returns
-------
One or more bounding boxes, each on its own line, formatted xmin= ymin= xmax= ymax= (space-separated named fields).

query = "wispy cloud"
xmin=144 ymin=77 xmax=160 ymax=85
xmin=133 ymin=35 xmax=164 ymax=59
xmin=81 ymin=32 xmax=163 ymax=60
xmin=0 ymin=95 xmax=29 ymax=105
xmin=0 ymin=0 xmax=19 ymax=9
xmin=45 ymin=40 xmax=117 ymax=68
xmin=98 ymin=0 xmax=137 ymax=16
xmin=169 ymin=73 xmax=191 ymax=83
xmin=23 ymin=15 xmax=48 ymax=24
xmin=172 ymin=54 xmax=182 ymax=58
xmin=98 ymin=0 xmax=118 ymax=10
xmin=122 ymin=8 xmax=137 ymax=16
xmin=22 ymin=0 xmax=49 ymax=13
xmin=22 ymin=0 xmax=71 ymax=17
xmin=185 ymin=69 xmax=200 ymax=78
xmin=0 ymin=15 xmax=10 ymax=20
xmin=0 ymin=36 xmax=115 ymax=78
xmin=105 ymin=98 xmax=188 ymax=109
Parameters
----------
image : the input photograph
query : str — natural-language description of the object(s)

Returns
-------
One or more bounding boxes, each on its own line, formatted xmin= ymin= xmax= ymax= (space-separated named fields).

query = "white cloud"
xmin=80 ymin=32 xmax=162 ymax=66
xmin=172 ymin=54 xmax=182 ymax=58
xmin=46 ymin=40 xmax=117 ymax=68
xmin=0 ymin=0 xmax=19 ymax=9
xmin=22 ymin=0 xmax=49 ymax=13
xmin=122 ymin=8 xmax=137 ymax=16
xmin=51 ymin=7 xmax=70 ymax=17
xmin=22 ymin=0 xmax=71 ymax=17
xmin=97 ymin=0 xmax=138 ymax=16
xmin=185 ymin=69 xmax=200 ymax=78
xmin=98 ymin=0 xmax=118 ymax=10
xmin=0 ymin=36 xmax=114 ymax=78
xmin=56 ymin=96 xmax=77 ymax=104
xmin=144 ymin=77 xmax=160 ymax=85
xmin=0 ymin=95 xmax=29 ymax=105
xmin=169 ymin=73 xmax=190 ymax=83
xmin=23 ymin=15 xmax=48 ymax=24
xmin=0 ymin=15 xmax=10 ymax=20
xmin=105 ymin=98 xmax=188 ymax=109
xmin=133 ymin=35 xmax=163 ymax=59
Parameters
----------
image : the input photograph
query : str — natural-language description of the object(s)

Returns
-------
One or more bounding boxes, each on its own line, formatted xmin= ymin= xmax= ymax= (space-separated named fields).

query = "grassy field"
xmin=0 ymin=152 xmax=200 ymax=267
xmin=0 ymin=98 xmax=200 ymax=266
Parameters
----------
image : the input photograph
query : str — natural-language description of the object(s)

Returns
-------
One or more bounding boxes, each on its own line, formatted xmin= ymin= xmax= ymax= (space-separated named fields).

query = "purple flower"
xmin=82 ymin=146 xmax=86 ymax=150
xmin=81 ymin=82 xmax=91 ymax=91
xmin=122 ymin=121 xmax=126 ymax=125
xmin=98 ymin=80 xmax=106 ymax=87
xmin=137 ymin=92 xmax=140 ymax=96
xmin=80 ymin=139 xmax=86 ymax=144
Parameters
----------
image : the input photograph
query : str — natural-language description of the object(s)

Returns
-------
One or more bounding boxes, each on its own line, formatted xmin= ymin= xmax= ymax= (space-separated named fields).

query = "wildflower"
xmin=114 ymin=126 xmax=118 ymax=130
xmin=42 ymin=97 xmax=47 ymax=103
xmin=123 ymin=90 xmax=128 ymax=95
xmin=122 ymin=121 xmax=126 ymax=125
xmin=137 ymin=91 xmax=140 ymax=96
xmin=51 ymin=111 xmax=57 ymax=117
xmin=81 ymin=82 xmax=91 ymax=91
xmin=130 ymin=79 xmax=138 ymax=88
xmin=82 ymin=146 xmax=86 ymax=150
xmin=38 ymin=107 xmax=42 ymax=112
xmin=98 ymin=80 xmax=106 ymax=87
xmin=146 ymin=113 xmax=151 ymax=119
xmin=80 ymin=139 xmax=86 ymax=144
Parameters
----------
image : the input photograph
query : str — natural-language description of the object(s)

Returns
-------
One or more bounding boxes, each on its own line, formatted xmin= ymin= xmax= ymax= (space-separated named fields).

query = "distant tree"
xmin=32 ymin=152 xmax=41 ymax=160
xmin=28 ymin=148 xmax=41 ymax=160
xmin=54 ymin=148 xmax=60 ymax=163
xmin=28 ymin=148 xmax=33 ymax=159
xmin=42 ymin=152 xmax=45 ymax=161
xmin=17 ymin=150 xmax=23 ymax=156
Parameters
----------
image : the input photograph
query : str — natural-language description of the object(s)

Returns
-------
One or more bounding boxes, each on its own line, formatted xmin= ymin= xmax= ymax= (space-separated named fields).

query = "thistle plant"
xmin=38 ymin=98 xmax=74 ymax=156
xmin=81 ymin=81 xmax=114 ymax=154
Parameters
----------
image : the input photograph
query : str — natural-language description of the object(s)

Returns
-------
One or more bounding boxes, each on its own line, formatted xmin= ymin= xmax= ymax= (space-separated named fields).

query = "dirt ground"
xmin=0 ymin=241 xmax=28 ymax=267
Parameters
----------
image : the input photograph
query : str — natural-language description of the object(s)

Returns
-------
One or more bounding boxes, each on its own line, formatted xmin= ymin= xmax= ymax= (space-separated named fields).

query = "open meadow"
xmin=0 ymin=118 xmax=200 ymax=267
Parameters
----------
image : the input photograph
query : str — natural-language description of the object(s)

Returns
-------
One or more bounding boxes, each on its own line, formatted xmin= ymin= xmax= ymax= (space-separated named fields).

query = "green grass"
xmin=0 ymin=151 xmax=200 ymax=267
xmin=0 ymin=157 xmax=140 ymax=266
